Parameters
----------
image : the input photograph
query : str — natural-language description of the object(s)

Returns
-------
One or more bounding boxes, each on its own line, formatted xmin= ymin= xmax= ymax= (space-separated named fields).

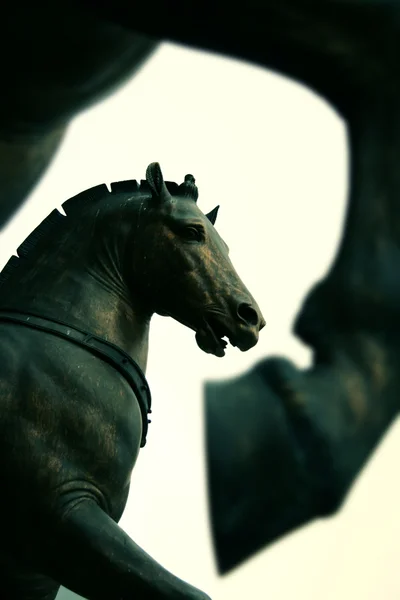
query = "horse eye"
xmin=181 ymin=226 xmax=203 ymax=242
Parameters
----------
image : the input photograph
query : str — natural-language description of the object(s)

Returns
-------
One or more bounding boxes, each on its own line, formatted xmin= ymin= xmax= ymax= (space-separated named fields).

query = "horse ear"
xmin=146 ymin=162 xmax=171 ymax=201
xmin=206 ymin=205 xmax=220 ymax=225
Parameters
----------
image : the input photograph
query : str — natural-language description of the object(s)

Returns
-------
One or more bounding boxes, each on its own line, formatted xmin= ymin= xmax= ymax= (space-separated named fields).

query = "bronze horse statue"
xmin=0 ymin=161 xmax=264 ymax=599
xmin=3 ymin=0 xmax=400 ymax=585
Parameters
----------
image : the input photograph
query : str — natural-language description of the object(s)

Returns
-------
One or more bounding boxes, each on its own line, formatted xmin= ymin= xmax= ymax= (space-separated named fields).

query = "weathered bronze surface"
xmin=0 ymin=162 xmax=264 ymax=599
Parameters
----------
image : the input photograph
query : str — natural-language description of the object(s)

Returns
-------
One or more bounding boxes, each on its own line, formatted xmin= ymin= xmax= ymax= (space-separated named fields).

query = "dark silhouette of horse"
xmin=1 ymin=2 xmax=398 ymax=228
xmin=0 ymin=162 xmax=265 ymax=599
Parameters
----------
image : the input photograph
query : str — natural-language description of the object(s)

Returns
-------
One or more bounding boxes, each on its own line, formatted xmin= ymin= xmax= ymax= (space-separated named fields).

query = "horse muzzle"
xmin=231 ymin=322 xmax=264 ymax=352
xmin=197 ymin=307 xmax=265 ymax=357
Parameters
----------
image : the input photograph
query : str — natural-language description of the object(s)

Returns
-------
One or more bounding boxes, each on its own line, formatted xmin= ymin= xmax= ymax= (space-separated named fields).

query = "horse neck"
xmin=1 ymin=199 xmax=152 ymax=373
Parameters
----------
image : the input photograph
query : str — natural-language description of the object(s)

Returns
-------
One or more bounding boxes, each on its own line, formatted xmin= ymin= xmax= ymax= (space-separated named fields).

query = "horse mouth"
xmin=195 ymin=315 xmax=236 ymax=358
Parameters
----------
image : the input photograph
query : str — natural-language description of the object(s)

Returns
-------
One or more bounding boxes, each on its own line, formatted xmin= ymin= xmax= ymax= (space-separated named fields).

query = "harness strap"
xmin=0 ymin=310 xmax=152 ymax=448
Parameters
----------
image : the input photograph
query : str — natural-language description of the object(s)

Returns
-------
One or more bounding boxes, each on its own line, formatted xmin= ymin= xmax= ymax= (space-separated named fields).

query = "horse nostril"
xmin=237 ymin=303 xmax=259 ymax=326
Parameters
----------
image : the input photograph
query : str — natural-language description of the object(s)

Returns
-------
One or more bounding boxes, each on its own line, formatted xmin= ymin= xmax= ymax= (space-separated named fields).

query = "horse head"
xmin=130 ymin=162 xmax=265 ymax=357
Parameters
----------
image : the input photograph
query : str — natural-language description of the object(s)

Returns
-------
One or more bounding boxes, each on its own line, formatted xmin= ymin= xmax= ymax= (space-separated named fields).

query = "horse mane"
xmin=0 ymin=176 xmax=198 ymax=290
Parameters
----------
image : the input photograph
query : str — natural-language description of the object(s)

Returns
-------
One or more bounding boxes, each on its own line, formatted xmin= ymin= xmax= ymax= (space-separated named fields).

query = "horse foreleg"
xmin=35 ymin=499 xmax=210 ymax=600
xmin=206 ymin=87 xmax=400 ymax=572
xmin=205 ymin=335 xmax=399 ymax=573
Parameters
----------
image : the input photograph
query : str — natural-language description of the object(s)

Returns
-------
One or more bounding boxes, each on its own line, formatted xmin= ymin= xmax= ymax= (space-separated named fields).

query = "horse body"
xmin=0 ymin=317 xmax=144 ymax=600
xmin=0 ymin=322 xmax=141 ymax=518
xmin=0 ymin=162 xmax=264 ymax=599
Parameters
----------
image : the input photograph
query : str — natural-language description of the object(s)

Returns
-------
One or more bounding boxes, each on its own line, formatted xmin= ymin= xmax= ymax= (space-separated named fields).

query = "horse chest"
xmin=0 ymin=330 xmax=144 ymax=522
xmin=61 ymin=367 xmax=144 ymax=516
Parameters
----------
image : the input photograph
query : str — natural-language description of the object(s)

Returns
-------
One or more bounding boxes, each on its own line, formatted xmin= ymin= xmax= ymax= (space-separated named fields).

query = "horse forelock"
xmin=177 ymin=174 xmax=199 ymax=202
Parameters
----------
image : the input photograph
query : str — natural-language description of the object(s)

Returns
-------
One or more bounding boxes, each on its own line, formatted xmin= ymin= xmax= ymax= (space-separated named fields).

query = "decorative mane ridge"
xmin=0 ymin=177 xmax=165 ymax=288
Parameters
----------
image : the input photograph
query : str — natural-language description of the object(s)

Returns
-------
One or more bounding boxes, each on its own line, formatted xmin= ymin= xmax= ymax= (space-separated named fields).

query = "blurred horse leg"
xmin=206 ymin=73 xmax=400 ymax=572
xmin=0 ymin=126 xmax=67 ymax=229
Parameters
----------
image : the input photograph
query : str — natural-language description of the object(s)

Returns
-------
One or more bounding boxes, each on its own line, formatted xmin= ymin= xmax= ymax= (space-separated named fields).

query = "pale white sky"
xmin=1 ymin=43 xmax=399 ymax=600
